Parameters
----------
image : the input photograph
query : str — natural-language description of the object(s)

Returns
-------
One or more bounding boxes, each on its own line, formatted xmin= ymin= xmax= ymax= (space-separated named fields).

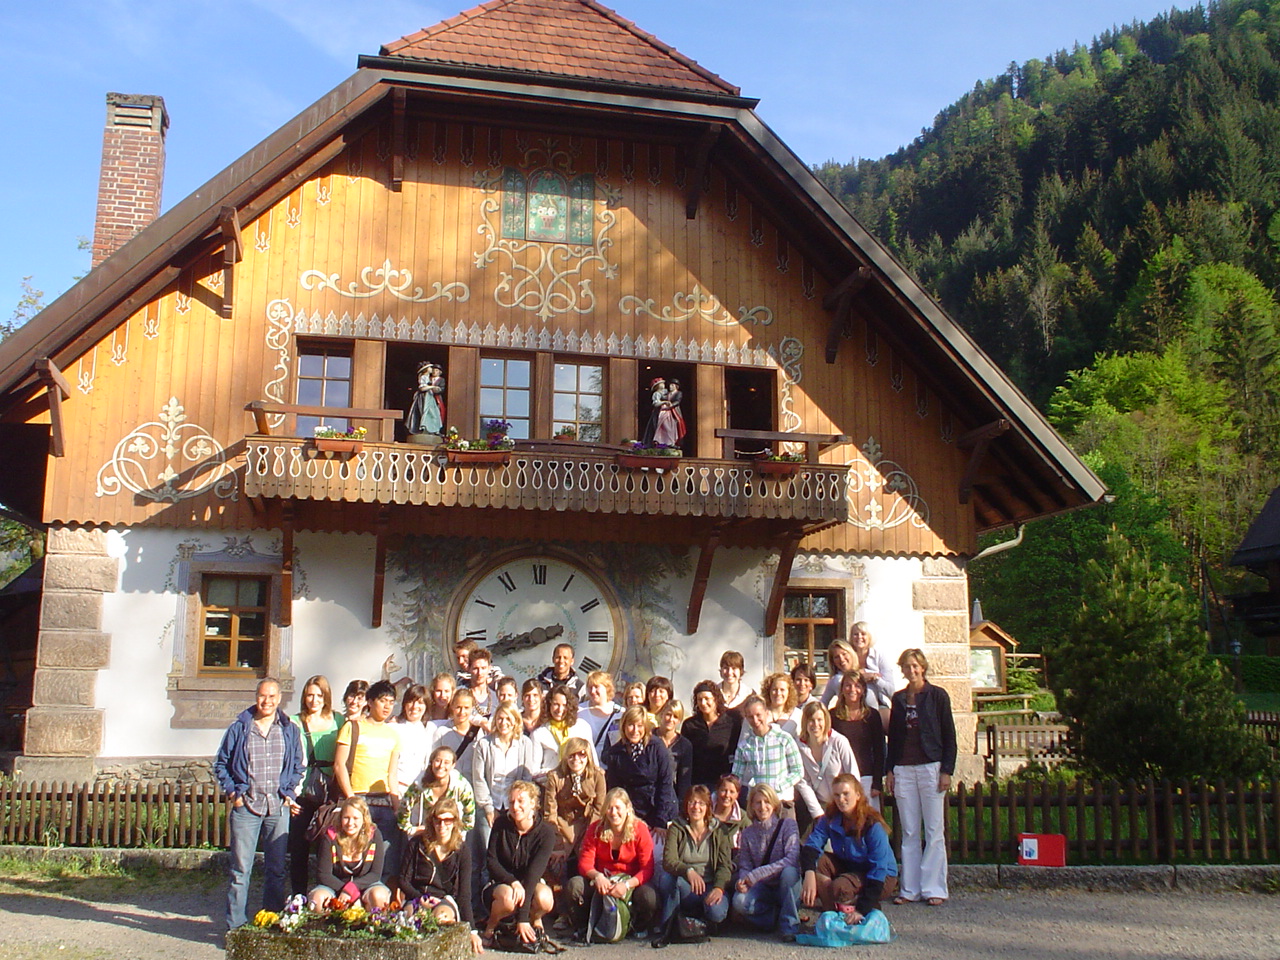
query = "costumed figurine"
xmin=406 ymin=361 xmax=446 ymax=442
xmin=642 ymin=377 xmax=666 ymax=446
xmin=659 ymin=377 xmax=687 ymax=446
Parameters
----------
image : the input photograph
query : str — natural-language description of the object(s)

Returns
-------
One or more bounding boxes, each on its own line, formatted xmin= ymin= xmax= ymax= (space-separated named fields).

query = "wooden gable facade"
xmin=0 ymin=0 xmax=1102 ymax=780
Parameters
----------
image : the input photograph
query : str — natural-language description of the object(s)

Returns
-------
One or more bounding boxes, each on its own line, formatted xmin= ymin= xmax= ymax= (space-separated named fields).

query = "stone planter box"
xmin=225 ymin=922 xmax=471 ymax=960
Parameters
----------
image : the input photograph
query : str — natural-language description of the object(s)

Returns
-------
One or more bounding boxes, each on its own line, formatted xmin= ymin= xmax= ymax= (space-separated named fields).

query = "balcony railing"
xmin=243 ymin=437 xmax=851 ymax=523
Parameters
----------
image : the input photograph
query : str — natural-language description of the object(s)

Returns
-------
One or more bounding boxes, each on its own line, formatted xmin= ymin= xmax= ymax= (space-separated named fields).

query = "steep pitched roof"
xmin=381 ymin=0 xmax=738 ymax=97
xmin=1231 ymin=485 xmax=1280 ymax=568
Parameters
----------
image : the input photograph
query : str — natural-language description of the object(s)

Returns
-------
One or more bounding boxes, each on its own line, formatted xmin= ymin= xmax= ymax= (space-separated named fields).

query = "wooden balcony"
xmin=242 ymin=437 xmax=851 ymax=524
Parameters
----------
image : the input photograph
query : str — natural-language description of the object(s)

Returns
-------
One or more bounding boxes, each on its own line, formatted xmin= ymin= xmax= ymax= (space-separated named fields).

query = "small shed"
xmin=1229 ymin=484 xmax=1280 ymax=654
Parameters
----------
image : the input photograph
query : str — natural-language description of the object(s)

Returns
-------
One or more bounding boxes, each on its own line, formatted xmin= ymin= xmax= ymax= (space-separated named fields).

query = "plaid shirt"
xmin=244 ymin=720 xmax=286 ymax=816
xmin=732 ymin=726 xmax=803 ymax=802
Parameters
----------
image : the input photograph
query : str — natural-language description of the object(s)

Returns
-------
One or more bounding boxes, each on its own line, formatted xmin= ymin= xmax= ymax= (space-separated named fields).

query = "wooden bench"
xmin=985 ymin=723 xmax=1070 ymax=778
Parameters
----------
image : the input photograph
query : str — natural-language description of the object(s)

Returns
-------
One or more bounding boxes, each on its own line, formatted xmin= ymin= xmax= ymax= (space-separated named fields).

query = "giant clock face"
xmin=454 ymin=554 xmax=623 ymax=682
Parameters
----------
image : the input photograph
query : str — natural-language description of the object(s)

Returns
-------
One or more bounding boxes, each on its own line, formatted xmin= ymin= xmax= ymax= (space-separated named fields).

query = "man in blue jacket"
xmin=213 ymin=677 xmax=304 ymax=930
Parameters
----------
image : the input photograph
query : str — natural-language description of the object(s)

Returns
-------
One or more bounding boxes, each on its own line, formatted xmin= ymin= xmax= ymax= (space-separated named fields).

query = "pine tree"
xmin=1047 ymin=527 xmax=1270 ymax=780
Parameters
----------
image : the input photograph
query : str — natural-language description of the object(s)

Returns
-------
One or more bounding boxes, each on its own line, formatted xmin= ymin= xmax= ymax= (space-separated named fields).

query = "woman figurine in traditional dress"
xmin=653 ymin=379 xmax=683 ymax=447
xmin=662 ymin=378 xmax=686 ymax=444
xmin=642 ymin=377 xmax=667 ymax=446
xmin=406 ymin=361 xmax=446 ymax=437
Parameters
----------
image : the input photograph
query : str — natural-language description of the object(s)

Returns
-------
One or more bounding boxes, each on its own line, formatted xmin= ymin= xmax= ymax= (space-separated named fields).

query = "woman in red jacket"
xmin=562 ymin=787 xmax=658 ymax=937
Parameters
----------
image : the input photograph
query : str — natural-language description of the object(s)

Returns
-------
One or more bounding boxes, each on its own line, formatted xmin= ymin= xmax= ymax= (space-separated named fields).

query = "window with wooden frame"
xmin=553 ymin=360 xmax=604 ymax=441
xmin=200 ymin=575 xmax=270 ymax=674
xmin=480 ymin=355 xmax=532 ymax=439
xmin=296 ymin=342 xmax=353 ymax=436
xmin=782 ymin=588 xmax=841 ymax=679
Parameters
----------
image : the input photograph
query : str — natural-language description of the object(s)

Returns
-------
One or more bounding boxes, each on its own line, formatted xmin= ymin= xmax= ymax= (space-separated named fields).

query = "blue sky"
xmin=2 ymin=0 xmax=1181 ymax=314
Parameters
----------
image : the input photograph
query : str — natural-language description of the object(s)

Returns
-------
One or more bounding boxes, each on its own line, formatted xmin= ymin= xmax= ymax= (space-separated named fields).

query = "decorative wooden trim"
xmin=958 ymin=419 xmax=1010 ymax=505
xmin=34 ymin=357 xmax=71 ymax=458
xmin=687 ymin=522 xmax=726 ymax=634
xmin=372 ymin=506 xmax=390 ymax=628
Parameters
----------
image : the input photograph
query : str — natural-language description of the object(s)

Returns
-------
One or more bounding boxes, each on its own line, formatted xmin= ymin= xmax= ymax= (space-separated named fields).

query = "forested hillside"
xmin=817 ymin=0 xmax=1280 ymax=649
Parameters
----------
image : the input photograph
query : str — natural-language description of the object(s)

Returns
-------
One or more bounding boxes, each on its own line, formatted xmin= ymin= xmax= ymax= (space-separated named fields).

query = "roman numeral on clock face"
xmin=580 ymin=598 xmax=600 ymax=613
xmin=473 ymin=597 xmax=495 ymax=608
xmin=532 ymin=564 xmax=547 ymax=585
xmin=579 ymin=656 xmax=602 ymax=673
xmin=497 ymin=572 xmax=517 ymax=592
xmin=588 ymin=631 xmax=609 ymax=643
xmin=465 ymin=629 xmax=488 ymax=639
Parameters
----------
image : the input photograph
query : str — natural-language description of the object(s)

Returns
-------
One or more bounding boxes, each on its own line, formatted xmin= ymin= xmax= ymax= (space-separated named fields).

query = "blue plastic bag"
xmin=795 ymin=908 xmax=893 ymax=946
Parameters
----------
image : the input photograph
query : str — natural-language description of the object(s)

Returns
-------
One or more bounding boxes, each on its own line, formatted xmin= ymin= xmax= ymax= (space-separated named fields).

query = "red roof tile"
xmin=381 ymin=0 xmax=739 ymax=97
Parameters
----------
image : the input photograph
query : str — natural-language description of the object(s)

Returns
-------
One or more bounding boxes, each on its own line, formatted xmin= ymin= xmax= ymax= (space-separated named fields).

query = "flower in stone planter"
xmin=252 ymin=910 xmax=280 ymax=927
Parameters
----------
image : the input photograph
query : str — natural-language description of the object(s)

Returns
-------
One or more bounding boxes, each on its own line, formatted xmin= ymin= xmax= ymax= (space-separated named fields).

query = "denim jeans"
xmin=657 ymin=870 xmax=731 ymax=927
xmin=731 ymin=865 xmax=801 ymax=936
xmin=226 ymin=802 xmax=289 ymax=930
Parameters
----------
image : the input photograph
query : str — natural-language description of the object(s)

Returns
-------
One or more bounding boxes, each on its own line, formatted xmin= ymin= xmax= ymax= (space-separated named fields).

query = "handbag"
xmin=306 ymin=720 xmax=359 ymax=842
xmin=299 ymin=715 xmax=335 ymax=805
xmin=795 ymin=909 xmax=894 ymax=947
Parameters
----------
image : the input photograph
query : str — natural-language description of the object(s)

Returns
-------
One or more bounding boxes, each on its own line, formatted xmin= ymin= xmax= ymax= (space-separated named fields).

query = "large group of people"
xmin=214 ymin=626 xmax=957 ymax=951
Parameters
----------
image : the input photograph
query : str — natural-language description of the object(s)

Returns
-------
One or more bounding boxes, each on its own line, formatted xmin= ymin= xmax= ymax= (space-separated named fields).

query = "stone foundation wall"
xmin=18 ymin=526 xmax=119 ymax=784
xmin=914 ymin=556 xmax=982 ymax=783
xmin=92 ymin=756 xmax=216 ymax=786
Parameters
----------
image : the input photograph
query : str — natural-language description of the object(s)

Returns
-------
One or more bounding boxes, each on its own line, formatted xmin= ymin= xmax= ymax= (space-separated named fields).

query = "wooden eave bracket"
xmin=391 ymin=88 xmax=406 ymax=192
xmin=372 ymin=507 xmax=391 ymax=628
xmin=34 ymin=357 xmax=71 ymax=458
xmin=217 ymin=205 xmax=243 ymax=319
xmin=686 ymin=522 xmax=728 ymax=633
xmin=684 ymin=124 xmax=722 ymax=219
xmin=957 ymin=419 xmax=1010 ymax=505
xmin=764 ymin=530 xmax=805 ymax=636
xmin=823 ymin=267 xmax=873 ymax=363
xmin=280 ymin=501 xmax=295 ymax=628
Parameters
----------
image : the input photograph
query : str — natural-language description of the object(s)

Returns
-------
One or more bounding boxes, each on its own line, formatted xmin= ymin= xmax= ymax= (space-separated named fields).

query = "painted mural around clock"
xmin=451 ymin=552 xmax=626 ymax=681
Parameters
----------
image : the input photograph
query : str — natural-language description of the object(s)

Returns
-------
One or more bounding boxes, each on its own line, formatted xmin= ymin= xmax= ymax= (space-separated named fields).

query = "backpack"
xmin=586 ymin=876 xmax=632 ymax=944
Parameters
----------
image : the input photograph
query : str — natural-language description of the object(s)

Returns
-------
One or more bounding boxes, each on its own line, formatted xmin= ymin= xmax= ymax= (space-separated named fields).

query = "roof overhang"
xmin=0 ymin=63 xmax=1104 ymax=530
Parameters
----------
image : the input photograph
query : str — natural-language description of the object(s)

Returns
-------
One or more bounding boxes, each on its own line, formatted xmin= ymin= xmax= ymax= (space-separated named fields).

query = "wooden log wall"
xmin=28 ymin=118 xmax=977 ymax=556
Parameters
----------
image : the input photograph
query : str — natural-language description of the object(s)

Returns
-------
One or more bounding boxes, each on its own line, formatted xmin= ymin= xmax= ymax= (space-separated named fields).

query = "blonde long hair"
xmin=336 ymin=795 xmax=376 ymax=859
xmin=598 ymin=787 xmax=637 ymax=844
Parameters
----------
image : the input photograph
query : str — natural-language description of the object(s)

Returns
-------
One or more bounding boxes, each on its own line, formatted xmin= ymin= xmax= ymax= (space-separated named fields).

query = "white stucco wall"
xmin=95 ymin=526 xmax=931 ymax=759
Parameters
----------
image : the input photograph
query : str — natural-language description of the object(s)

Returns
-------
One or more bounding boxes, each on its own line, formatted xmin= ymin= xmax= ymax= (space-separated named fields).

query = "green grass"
xmin=0 ymin=855 xmax=220 ymax=900
xmin=1242 ymin=692 xmax=1280 ymax=712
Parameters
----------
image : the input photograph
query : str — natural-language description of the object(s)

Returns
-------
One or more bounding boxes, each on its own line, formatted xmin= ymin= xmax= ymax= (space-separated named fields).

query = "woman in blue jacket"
xmin=601 ymin=705 xmax=677 ymax=837
xmin=800 ymin=773 xmax=897 ymax=921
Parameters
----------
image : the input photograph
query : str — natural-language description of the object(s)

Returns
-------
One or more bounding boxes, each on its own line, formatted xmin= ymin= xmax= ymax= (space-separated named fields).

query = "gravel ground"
xmin=0 ymin=883 xmax=1277 ymax=960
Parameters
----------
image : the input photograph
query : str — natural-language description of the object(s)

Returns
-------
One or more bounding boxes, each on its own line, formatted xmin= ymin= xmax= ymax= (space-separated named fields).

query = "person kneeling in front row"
xmin=800 ymin=773 xmax=897 ymax=922
xmin=483 ymin=780 xmax=556 ymax=948
xmin=564 ymin=787 xmax=660 ymax=938
xmin=730 ymin=783 xmax=801 ymax=941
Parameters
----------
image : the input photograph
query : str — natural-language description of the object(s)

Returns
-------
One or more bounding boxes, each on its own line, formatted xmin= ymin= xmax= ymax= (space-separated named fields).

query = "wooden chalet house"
xmin=0 ymin=0 xmax=1103 ymax=783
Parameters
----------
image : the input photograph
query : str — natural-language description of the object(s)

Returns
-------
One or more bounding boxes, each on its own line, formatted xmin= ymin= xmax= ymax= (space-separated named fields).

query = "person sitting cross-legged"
xmin=654 ymin=785 xmax=731 ymax=944
xmin=800 ymin=773 xmax=897 ymax=923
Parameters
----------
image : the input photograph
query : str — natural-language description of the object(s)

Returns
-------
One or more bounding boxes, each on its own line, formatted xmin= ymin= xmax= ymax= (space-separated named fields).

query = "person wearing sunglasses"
xmin=400 ymin=797 xmax=483 ymax=954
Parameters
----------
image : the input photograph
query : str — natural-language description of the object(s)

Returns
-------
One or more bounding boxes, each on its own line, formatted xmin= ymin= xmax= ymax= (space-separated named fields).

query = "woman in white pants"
xmin=885 ymin=648 xmax=955 ymax=906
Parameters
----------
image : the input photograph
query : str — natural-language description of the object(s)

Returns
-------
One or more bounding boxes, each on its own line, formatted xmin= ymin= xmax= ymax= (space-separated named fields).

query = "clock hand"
xmin=488 ymin=623 xmax=566 ymax=657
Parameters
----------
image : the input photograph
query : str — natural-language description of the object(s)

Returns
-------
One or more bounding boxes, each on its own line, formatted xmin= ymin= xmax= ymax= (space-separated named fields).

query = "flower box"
xmin=445 ymin=449 xmax=511 ymax=465
xmin=312 ymin=438 xmax=364 ymax=455
xmin=756 ymin=460 xmax=803 ymax=477
xmin=616 ymin=454 xmax=682 ymax=471
xmin=225 ymin=922 xmax=471 ymax=960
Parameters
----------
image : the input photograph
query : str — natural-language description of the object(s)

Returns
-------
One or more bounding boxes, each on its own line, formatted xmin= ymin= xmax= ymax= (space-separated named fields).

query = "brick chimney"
xmin=91 ymin=92 xmax=169 ymax=268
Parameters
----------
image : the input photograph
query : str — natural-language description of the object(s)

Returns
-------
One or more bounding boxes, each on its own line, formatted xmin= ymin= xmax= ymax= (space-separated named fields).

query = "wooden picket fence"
xmin=2 ymin=777 xmax=1278 ymax=866
xmin=0 ymin=780 xmax=228 ymax=849
xmin=903 ymin=778 xmax=1280 ymax=865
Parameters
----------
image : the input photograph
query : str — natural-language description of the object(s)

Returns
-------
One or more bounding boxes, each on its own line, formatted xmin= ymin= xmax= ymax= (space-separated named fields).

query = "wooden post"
xmin=372 ymin=507 xmax=390 ymax=628
xmin=280 ymin=501 xmax=294 ymax=628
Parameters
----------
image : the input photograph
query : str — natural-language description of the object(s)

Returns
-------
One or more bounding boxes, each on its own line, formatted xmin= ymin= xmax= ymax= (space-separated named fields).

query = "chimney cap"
xmin=105 ymin=92 xmax=169 ymax=135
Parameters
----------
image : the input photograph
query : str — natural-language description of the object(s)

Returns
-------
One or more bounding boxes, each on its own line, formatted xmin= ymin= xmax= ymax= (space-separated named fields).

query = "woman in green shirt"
xmin=290 ymin=674 xmax=340 ymax=895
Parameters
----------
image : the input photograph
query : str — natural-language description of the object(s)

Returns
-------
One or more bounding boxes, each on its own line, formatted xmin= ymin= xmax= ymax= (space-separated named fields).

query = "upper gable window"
xmin=296 ymin=342 xmax=352 ymax=437
xmin=502 ymin=168 xmax=595 ymax=244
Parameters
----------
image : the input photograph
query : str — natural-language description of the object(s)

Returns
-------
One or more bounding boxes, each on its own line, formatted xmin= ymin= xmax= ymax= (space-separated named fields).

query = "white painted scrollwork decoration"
xmin=300 ymin=259 xmax=470 ymax=304
xmin=844 ymin=436 xmax=929 ymax=530
xmin=619 ymin=286 xmax=774 ymax=328
xmin=95 ymin=397 xmax=238 ymax=503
